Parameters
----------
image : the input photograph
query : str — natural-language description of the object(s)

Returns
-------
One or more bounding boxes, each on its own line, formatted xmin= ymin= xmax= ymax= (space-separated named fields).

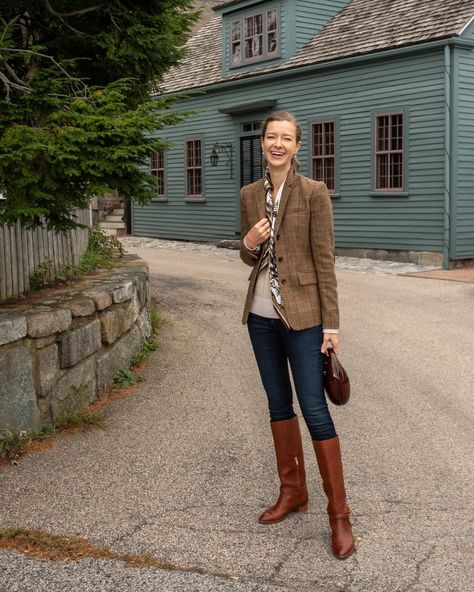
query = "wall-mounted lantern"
xmin=209 ymin=142 xmax=234 ymax=179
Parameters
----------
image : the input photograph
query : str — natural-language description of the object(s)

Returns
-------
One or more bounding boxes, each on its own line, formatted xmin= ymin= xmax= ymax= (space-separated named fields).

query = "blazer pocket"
xmin=297 ymin=270 xmax=318 ymax=285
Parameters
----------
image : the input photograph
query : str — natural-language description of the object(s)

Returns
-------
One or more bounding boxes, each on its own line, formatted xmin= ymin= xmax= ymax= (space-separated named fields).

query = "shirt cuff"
xmin=243 ymin=236 xmax=261 ymax=254
xmin=323 ymin=329 xmax=339 ymax=334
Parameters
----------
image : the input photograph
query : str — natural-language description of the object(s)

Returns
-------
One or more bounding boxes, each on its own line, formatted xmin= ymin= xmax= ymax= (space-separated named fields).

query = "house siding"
xmin=294 ymin=0 xmax=349 ymax=51
xmin=452 ymin=44 xmax=474 ymax=259
xmin=133 ymin=49 xmax=447 ymax=251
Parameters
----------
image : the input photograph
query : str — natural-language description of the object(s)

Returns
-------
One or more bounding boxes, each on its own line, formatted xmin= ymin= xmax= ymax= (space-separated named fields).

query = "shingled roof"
xmin=163 ymin=0 xmax=474 ymax=93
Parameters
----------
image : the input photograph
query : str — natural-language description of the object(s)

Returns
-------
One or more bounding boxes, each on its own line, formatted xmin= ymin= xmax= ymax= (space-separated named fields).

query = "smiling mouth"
xmin=270 ymin=151 xmax=285 ymax=157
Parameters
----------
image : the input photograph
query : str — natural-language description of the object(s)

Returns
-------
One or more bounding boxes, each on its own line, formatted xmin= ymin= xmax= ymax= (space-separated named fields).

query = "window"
xmin=230 ymin=7 xmax=279 ymax=67
xmin=186 ymin=139 xmax=202 ymax=197
xmin=312 ymin=121 xmax=336 ymax=191
xmin=241 ymin=121 xmax=262 ymax=133
xmin=375 ymin=113 xmax=404 ymax=191
xmin=150 ymin=151 xmax=165 ymax=199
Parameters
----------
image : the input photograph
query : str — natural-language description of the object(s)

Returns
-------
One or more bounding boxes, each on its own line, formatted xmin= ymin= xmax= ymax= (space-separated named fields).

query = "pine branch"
xmin=0 ymin=47 xmax=91 ymax=98
xmin=42 ymin=0 xmax=105 ymax=19
xmin=40 ymin=0 xmax=106 ymax=36
xmin=0 ymin=70 xmax=31 ymax=100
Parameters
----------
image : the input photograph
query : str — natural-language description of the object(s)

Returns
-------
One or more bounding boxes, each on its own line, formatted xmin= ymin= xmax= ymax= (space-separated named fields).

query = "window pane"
xmin=186 ymin=141 xmax=192 ymax=167
xmin=157 ymin=151 xmax=164 ymax=169
xmin=313 ymin=123 xmax=322 ymax=157
xmin=391 ymin=153 xmax=403 ymax=188
xmin=254 ymin=35 xmax=262 ymax=56
xmin=232 ymin=42 xmax=241 ymax=63
xmin=391 ymin=114 xmax=403 ymax=151
xmin=377 ymin=116 xmax=389 ymax=152
xmin=194 ymin=168 xmax=202 ymax=194
xmin=157 ymin=170 xmax=164 ymax=195
xmin=377 ymin=154 xmax=388 ymax=189
xmin=195 ymin=140 xmax=201 ymax=166
xmin=245 ymin=38 xmax=252 ymax=58
xmin=268 ymin=31 xmax=277 ymax=53
xmin=255 ymin=14 xmax=262 ymax=34
xmin=245 ymin=16 xmax=253 ymax=37
xmin=267 ymin=9 xmax=277 ymax=31
xmin=324 ymin=122 xmax=335 ymax=156
xmin=324 ymin=159 xmax=335 ymax=191
xmin=231 ymin=20 xmax=240 ymax=41
xmin=313 ymin=159 xmax=322 ymax=181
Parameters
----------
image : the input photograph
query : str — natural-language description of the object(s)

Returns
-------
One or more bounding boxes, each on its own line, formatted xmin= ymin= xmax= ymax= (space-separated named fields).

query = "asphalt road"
xmin=0 ymin=245 xmax=473 ymax=592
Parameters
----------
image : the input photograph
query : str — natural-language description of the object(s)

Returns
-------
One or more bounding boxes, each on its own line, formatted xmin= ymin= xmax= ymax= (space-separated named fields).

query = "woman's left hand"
xmin=321 ymin=333 xmax=340 ymax=355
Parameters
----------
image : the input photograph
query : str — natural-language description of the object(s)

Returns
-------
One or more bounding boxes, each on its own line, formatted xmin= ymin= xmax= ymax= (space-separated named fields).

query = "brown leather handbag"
xmin=323 ymin=348 xmax=350 ymax=406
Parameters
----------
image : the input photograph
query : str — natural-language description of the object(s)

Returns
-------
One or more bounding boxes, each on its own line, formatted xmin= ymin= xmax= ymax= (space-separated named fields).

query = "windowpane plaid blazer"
xmin=240 ymin=168 xmax=339 ymax=331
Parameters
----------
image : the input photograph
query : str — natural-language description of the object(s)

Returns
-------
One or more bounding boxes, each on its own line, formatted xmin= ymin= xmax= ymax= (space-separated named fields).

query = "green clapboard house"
xmin=132 ymin=0 xmax=474 ymax=268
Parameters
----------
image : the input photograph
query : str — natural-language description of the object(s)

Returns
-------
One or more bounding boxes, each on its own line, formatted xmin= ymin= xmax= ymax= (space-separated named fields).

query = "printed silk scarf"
xmin=261 ymin=168 xmax=284 ymax=307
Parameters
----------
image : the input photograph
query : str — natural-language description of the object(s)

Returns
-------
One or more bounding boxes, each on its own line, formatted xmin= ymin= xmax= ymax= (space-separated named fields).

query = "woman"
xmin=240 ymin=111 xmax=355 ymax=559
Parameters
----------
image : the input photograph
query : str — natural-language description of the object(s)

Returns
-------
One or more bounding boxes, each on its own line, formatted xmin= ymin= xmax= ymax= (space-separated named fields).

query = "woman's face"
xmin=261 ymin=119 xmax=300 ymax=173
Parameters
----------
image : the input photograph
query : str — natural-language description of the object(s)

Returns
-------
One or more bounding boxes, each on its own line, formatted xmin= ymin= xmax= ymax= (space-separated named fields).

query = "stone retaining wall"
xmin=0 ymin=255 xmax=151 ymax=433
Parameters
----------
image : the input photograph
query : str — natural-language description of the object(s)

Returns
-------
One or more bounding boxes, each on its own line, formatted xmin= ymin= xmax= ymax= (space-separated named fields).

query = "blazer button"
xmin=278 ymin=257 xmax=283 ymax=262
xmin=276 ymin=234 xmax=280 ymax=240
xmin=281 ymin=279 xmax=286 ymax=285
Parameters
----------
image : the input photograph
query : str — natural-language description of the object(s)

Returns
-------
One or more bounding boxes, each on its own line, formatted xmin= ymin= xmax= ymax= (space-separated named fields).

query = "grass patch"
xmin=0 ymin=528 xmax=233 ymax=578
xmin=150 ymin=302 xmax=165 ymax=332
xmin=0 ymin=428 xmax=30 ymax=463
xmin=75 ymin=228 xmax=124 ymax=278
xmin=112 ymin=368 xmax=139 ymax=387
xmin=0 ymin=410 xmax=104 ymax=466
xmin=130 ymin=340 xmax=158 ymax=368
xmin=55 ymin=410 xmax=105 ymax=431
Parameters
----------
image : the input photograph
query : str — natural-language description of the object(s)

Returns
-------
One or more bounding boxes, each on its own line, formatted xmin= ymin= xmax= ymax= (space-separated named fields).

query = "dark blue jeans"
xmin=247 ymin=313 xmax=336 ymax=441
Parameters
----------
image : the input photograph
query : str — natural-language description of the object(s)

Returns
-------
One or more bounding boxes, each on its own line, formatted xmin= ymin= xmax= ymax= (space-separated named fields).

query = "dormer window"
xmin=230 ymin=7 xmax=279 ymax=67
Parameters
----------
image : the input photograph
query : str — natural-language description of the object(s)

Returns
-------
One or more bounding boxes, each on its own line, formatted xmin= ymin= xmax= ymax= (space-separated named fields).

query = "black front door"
xmin=240 ymin=135 xmax=263 ymax=187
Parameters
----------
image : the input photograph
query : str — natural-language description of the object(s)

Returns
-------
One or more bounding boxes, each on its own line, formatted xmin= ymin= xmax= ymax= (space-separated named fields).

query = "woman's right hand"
xmin=245 ymin=218 xmax=271 ymax=250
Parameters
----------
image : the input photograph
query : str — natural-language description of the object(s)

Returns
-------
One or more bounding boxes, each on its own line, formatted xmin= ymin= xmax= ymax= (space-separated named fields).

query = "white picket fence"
xmin=0 ymin=209 xmax=90 ymax=302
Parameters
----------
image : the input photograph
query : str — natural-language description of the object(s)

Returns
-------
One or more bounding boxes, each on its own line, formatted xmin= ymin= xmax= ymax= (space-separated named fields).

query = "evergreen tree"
xmin=0 ymin=0 xmax=198 ymax=230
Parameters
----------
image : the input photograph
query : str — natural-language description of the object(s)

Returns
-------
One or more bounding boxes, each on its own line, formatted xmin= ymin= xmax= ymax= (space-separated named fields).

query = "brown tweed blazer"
xmin=240 ymin=168 xmax=339 ymax=331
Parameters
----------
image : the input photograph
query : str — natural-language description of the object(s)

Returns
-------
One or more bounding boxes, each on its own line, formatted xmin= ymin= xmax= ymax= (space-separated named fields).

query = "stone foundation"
xmin=0 ymin=255 xmax=151 ymax=433
xmin=218 ymin=240 xmax=446 ymax=267
xmin=334 ymin=247 xmax=444 ymax=267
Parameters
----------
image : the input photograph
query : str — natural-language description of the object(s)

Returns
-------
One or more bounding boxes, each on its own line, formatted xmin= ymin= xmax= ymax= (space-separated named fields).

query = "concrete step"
xmin=101 ymin=227 xmax=127 ymax=237
xmin=98 ymin=221 xmax=126 ymax=230
xmin=112 ymin=208 xmax=125 ymax=216
xmin=104 ymin=215 xmax=124 ymax=223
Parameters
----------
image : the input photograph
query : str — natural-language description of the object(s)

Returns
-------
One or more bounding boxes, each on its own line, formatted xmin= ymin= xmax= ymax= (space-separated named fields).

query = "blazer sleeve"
xmin=310 ymin=182 xmax=340 ymax=330
xmin=240 ymin=187 xmax=260 ymax=267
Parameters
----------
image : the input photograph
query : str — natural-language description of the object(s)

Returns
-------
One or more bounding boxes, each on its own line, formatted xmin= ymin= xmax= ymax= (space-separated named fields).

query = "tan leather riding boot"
xmin=259 ymin=416 xmax=309 ymax=524
xmin=313 ymin=436 xmax=355 ymax=559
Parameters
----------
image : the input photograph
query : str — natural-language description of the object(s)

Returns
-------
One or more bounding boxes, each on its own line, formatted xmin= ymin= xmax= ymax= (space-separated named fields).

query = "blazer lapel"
xmin=275 ymin=168 xmax=297 ymax=236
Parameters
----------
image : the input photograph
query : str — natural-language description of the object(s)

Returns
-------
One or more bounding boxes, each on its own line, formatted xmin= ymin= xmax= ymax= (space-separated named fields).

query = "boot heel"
xmin=297 ymin=503 xmax=308 ymax=513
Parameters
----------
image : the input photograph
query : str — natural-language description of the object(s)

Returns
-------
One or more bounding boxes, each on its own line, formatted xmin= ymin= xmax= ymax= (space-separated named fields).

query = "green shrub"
xmin=29 ymin=228 xmax=124 ymax=290
xmin=0 ymin=428 xmax=30 ymax=462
